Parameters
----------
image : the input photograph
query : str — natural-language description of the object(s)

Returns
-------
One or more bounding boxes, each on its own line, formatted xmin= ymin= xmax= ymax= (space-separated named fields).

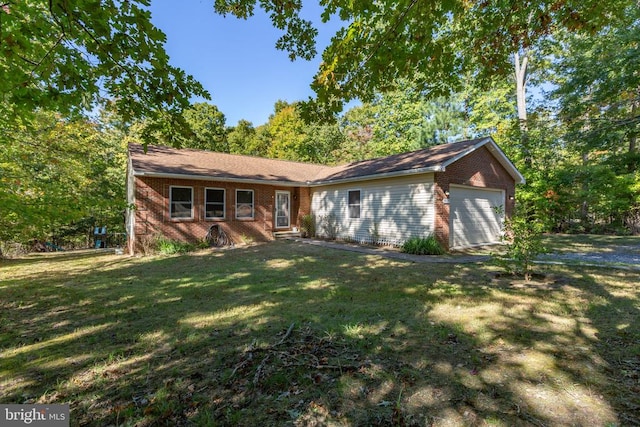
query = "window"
xmin=236 ymin=189 xmax=254 ymax=219
xmin=170 ymin=186 xmax=193 ymax=219
xmin=205 ymin=188 xmax=225 ymax=219
xmin=348 ymin=190 xmax=361 ymax=219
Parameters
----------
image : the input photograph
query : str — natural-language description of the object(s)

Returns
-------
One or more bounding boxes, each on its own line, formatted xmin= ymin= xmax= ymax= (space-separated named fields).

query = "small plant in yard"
xmin=300 ymin=214 xmax=316 ymax=238
xmin=493 ymin=209 xmax=547 ymax=280
xmin=369 ymin=222 xmax=381 ymax=245
xmin=157 ymin=237 xmax=197 ymax=254
xmin=319 ymin=214 xmax=340 ymax=240
xmin=238 ymin=233 xmax=255 ymax=245
xmin=401 ymin=235 xmax=445 ymax=255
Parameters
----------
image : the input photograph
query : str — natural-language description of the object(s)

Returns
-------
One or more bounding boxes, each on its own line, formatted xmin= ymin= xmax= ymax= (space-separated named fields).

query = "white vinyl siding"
xmin=311 ymin=175 xmax=435 ymax=246
xmin=449 ymin=185 xmax=505 ymax=249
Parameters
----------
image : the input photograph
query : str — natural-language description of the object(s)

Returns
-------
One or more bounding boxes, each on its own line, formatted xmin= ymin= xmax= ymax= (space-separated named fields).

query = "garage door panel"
xmin=450 ymin=187 xmax=504 ymax=248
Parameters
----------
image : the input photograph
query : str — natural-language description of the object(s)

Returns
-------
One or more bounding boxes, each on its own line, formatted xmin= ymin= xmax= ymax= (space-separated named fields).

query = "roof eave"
xmin=308 ymin=166 xmax=443 ymax=187
xmin=132 ymin=171 xmax=304 ymax=187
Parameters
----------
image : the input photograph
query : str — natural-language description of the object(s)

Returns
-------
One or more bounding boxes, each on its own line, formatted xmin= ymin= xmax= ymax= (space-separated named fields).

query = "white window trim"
xmin=204 ymin=187 xmax=226 ymax=220
xmin=169 ymin=185 xmax=194 ymax=220
xmin=348 ymin=189 xmax=361 ymax=219
xmin=235 ymin=189 xmax=255 ymax=220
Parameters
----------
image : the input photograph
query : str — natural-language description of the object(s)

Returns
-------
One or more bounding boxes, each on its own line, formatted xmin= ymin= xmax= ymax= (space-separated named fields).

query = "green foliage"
xmin=227 ymin=120 xmax=260 ymax=155
xmin=319 ymin=214 xmax=340 ymax=240
xmin=401 ymin=235 xmax=445 ymax=256
xmin=265 ymin=101 xmax=308 ymax=161
xmin=251 ymin=101 xmax=344 ymax=164
xmin=1 ymin=1 xmax=208 ymax=145
xmin=305 ymin=0 xmax=632 ymax=117
xmin=157 ymin=238 xmax=199 ymax=255
xmin=493 ymin=209 xmax=547 ymax=280
xmin=181 ymin=103 xmax=229 ymax=151
xmin=300 ymin=214 xmax=316 ymax=238
xmin=0 ymin=111 xmax=126 ymax=245
xmin=550 ymin=7 xmax=640 ymax=158
xmin=339 ymin=87 xmax=471 ymax=161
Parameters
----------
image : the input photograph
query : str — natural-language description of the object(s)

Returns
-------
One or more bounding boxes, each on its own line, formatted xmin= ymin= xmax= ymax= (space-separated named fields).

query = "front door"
xmin=275 ymin=191 xmax=290 ymax=229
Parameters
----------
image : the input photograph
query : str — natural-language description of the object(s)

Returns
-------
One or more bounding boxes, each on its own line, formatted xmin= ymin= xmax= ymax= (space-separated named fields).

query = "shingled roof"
xmin=129 ymin=137 xmax=524 ymax=186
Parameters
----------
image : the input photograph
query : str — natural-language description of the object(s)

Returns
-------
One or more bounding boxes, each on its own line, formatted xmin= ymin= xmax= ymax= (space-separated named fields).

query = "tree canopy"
xmin=1 ymin=0 xmax=208 ymax=142
xmin=212 ymin=0 xmax=635 ymax=117
xmin=4 ymin=0 xmax=635 ymax=133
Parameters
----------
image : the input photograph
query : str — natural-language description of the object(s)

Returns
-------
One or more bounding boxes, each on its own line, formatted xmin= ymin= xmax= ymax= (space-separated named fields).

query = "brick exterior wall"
xmin=434 ymin=145 xmax=517 ymax=249
xmin=131 ymin=176 xmax=305 ymax=253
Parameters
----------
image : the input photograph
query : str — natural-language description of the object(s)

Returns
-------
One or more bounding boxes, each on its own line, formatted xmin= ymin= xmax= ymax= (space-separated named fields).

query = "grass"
xmin=1 ymin=237 xmax=639 ymax=426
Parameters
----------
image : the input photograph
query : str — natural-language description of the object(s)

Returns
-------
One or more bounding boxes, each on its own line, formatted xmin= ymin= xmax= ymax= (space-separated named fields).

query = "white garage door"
xmin=450 ymin=186 xmax=505 ymax=249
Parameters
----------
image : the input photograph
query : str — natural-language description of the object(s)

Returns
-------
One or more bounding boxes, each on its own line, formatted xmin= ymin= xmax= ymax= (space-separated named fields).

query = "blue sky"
xmin=149 ymin=2 xmax=343 ymax=127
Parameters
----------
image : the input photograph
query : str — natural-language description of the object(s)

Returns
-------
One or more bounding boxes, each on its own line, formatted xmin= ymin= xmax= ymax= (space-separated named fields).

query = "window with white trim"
xmin=205 ymin=188 xmax=225 ymax=219
xmin=170 ymin=186 xmax=193 ymax=219
xmin=348 ymin=190 xmax=361 ymax=219
xmin=236 ymin=189 xmax=254 ymax=219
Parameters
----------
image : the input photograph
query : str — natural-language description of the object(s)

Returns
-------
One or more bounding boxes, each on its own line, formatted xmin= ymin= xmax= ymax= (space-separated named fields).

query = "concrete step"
xmin=273 ymin=231 xmax=302 ymax=239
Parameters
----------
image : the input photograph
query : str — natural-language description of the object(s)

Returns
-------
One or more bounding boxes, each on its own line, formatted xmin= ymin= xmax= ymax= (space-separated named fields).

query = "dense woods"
xmin=1 ymin=1 xmax=638 ymax=252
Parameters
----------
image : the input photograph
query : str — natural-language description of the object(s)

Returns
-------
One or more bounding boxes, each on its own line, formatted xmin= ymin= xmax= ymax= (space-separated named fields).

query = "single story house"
xmin=126 ymin=137 xmax=525 ymax=254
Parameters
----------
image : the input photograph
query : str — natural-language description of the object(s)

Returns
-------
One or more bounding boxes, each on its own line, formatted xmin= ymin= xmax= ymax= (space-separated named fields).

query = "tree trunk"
xmin=514 ymin=51 xmax=531 ymax=168
xmin=580 ymin=152 xmax=590 ymax=226
xmin=630 ymin=90 xmax=638 ymax=155
xmin=625 ymin=89 xmax=639 ymax=173
xmin=514 ymin=51 xmax=528 ymax=130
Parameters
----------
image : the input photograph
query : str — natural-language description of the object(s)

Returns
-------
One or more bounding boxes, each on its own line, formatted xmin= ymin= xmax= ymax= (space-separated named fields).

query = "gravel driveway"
xmin=538 ymin=244 xmax=640 ymax=268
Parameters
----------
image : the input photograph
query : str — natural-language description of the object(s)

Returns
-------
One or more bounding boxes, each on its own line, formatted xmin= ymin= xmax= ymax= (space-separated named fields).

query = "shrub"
xmin=157 ymin=237 xmax=197 ymax=255
xmin=319 ymin=214 xmax=340 ymax=240
xmin=369 ymin=222 xmax=381 ymax=245
xmin=138 ymin=233 xmax=161 ymax=256
xmin=300 ymin=214 xmax=316 ymax=238
xmin=492 ymin=210 xmax=547 ymax=280
xmin=401 ymin=235 xmax=445 ymax=255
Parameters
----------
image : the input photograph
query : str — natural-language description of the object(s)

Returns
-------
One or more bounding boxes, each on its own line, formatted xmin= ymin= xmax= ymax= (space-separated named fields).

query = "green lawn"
xmin=1 ymin=239 xmax=639 ymax=426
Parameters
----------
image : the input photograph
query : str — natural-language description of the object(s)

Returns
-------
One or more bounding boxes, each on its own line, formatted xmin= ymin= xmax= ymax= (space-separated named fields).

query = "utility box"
xmin=94 ymin=226 xmax=107 ymax=248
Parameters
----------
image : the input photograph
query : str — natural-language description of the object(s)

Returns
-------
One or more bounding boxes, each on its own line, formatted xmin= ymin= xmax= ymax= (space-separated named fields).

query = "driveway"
xmin=292 ymin=238 xmax=640 ymax=270
xmin=537 ymin=244 xmax=640 ymax=270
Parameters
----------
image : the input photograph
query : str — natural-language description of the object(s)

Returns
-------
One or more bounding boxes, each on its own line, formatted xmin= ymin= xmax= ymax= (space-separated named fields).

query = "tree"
xmin=299 ymin=123 xmax=344 ymax=164
xmin=545 ymin=9 xmax=640 ymax=232
xmin=339 ymin=86 xmax=470 ymax=160
xmin=0 ymin=111 xmax=127 ymax=246
xmin=265 ymin=101 xmax=308 ymax=160
xmin=212 ymin=0 xmax=634 ymax=117
xmin=1 ymin=0 xmax=208 ymax=144
xmin=551 ymin=11 xmax=640 ymax=160
xmin=182 ymin=103 xmax=229 ymax=151
xmin=227 ymin=120 xmax=259 ymax=154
